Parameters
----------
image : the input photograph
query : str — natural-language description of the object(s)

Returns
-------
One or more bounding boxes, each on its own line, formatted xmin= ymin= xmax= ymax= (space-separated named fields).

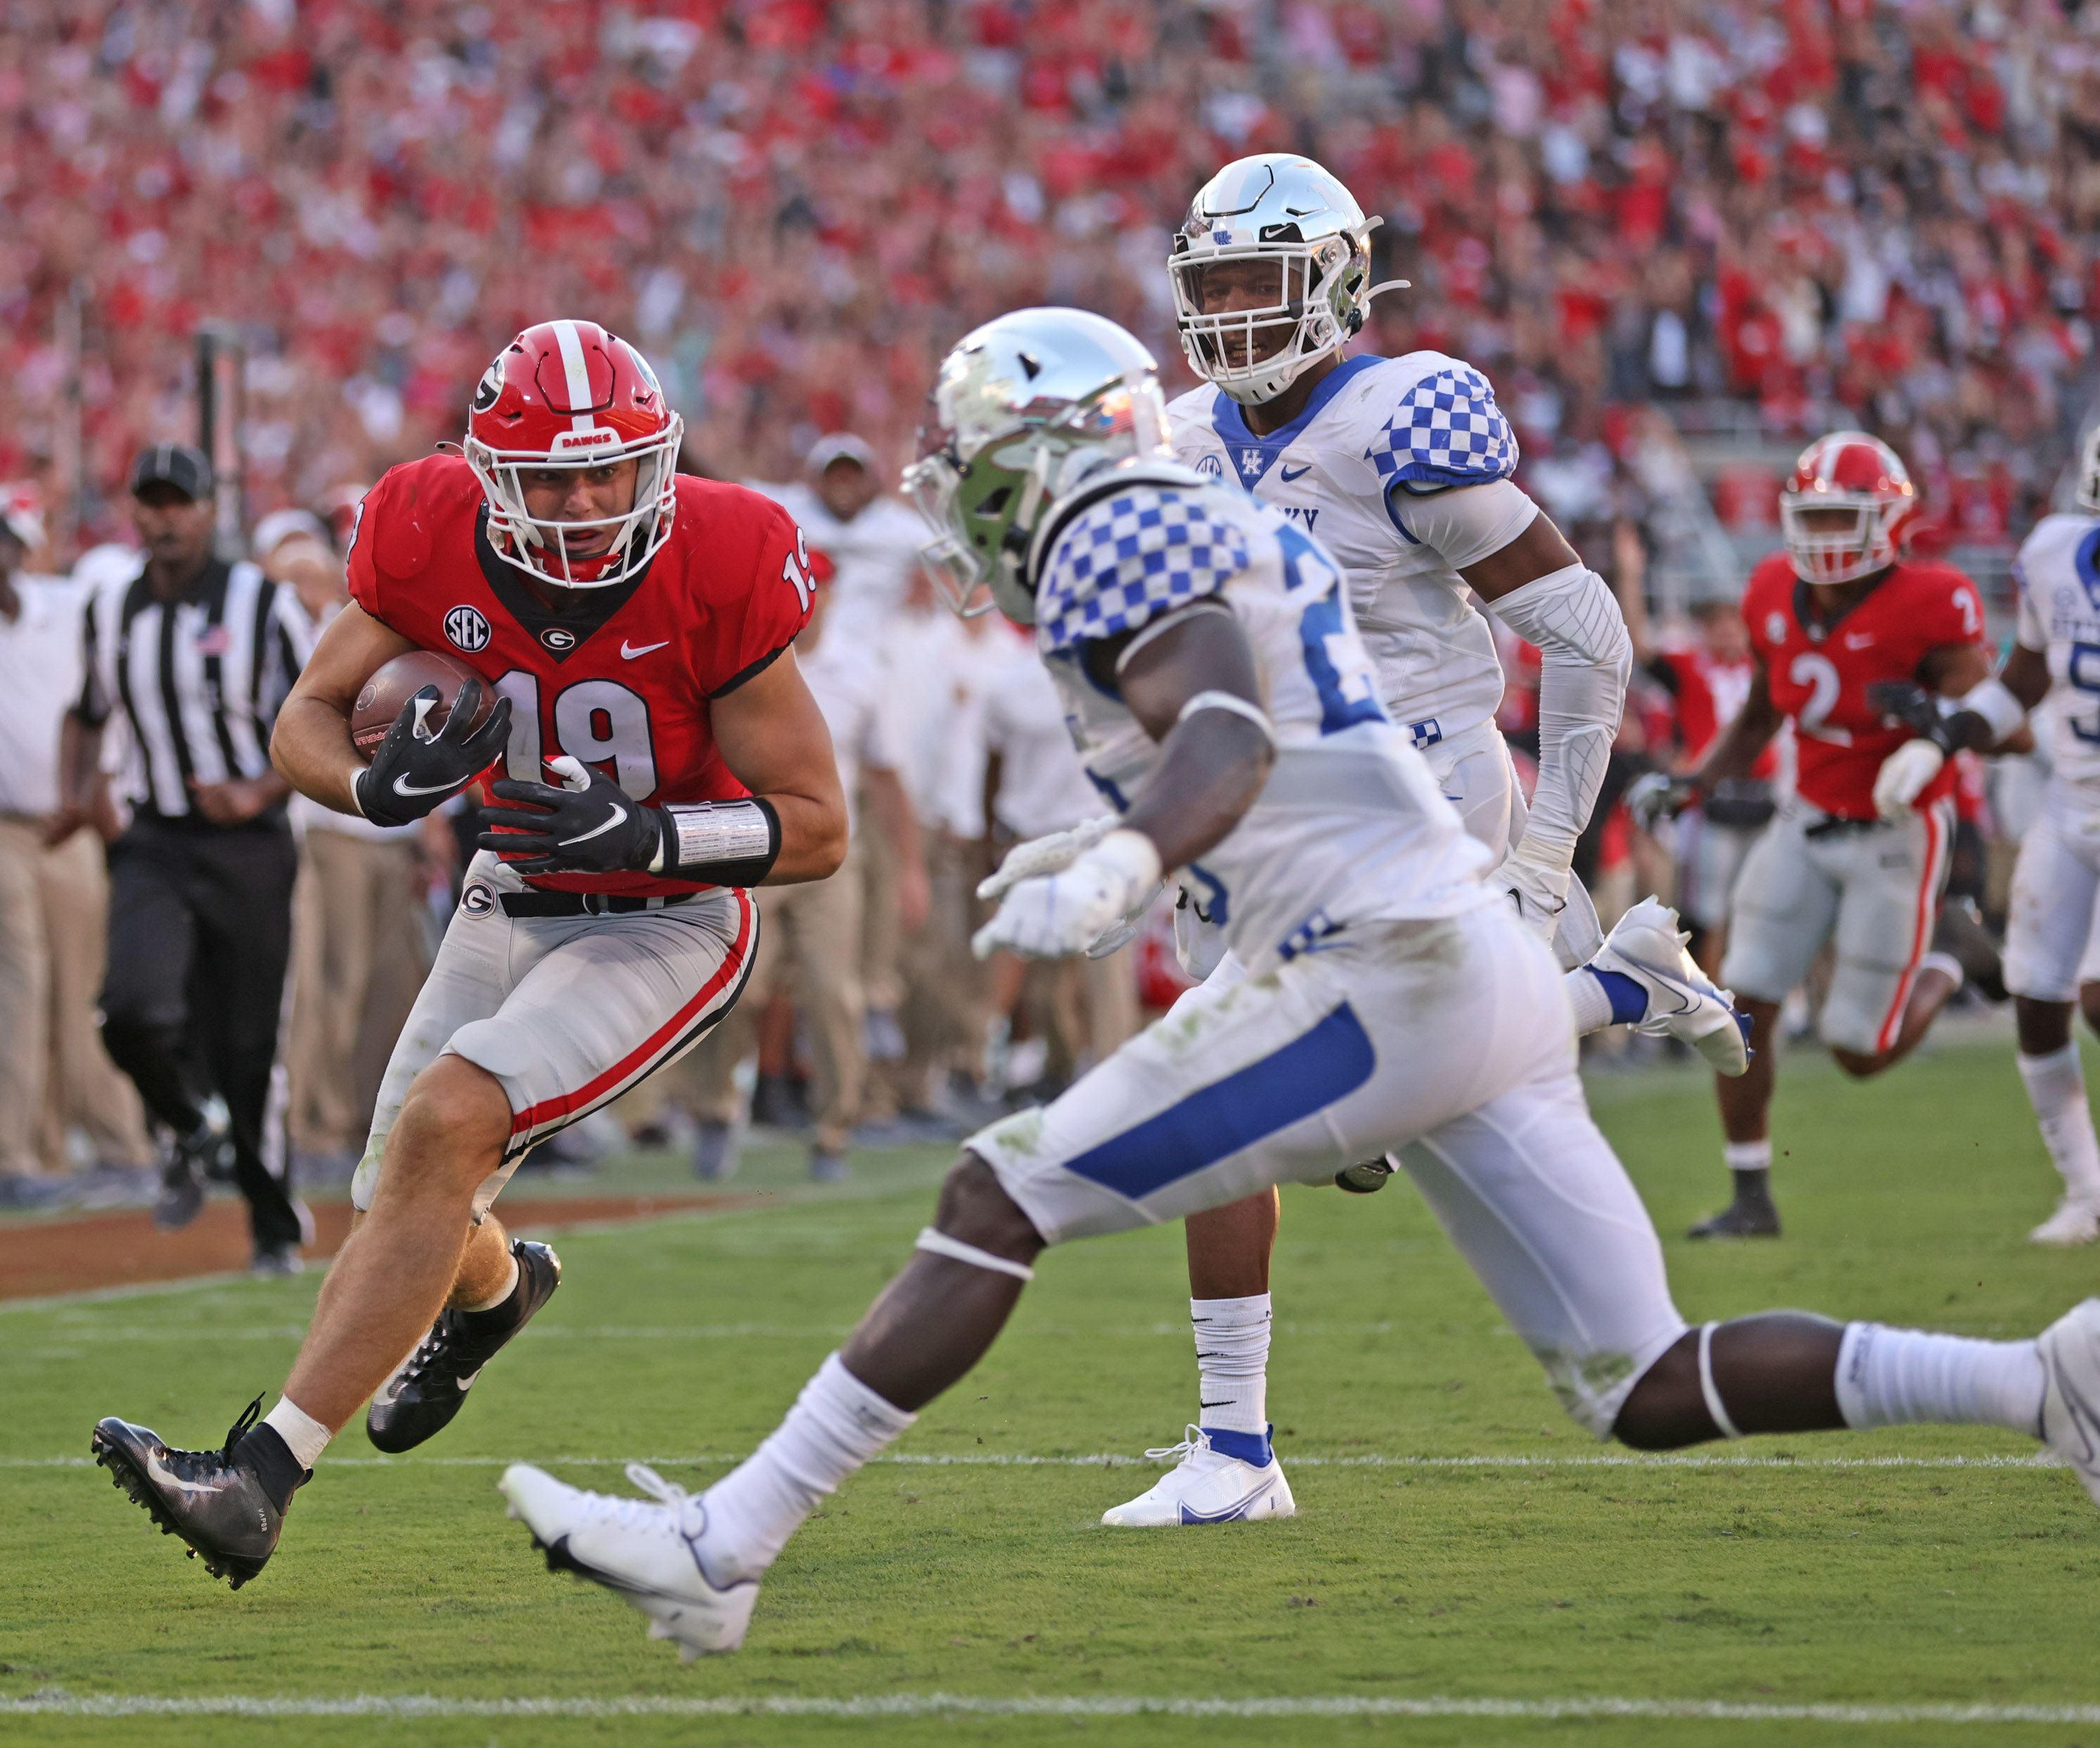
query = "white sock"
xmin=1724 ymin=1139 xmax=1772 ymax=1176
xmin=262 ymin=1396 xmax=333 ymax=1470
xmin=2017 ymin=1046 xmax=2100 ymax=1201
xmin=1193 ymin=1294 xmax=1271 ymax=1434
xmin=1834 ymin=1323 xmax=2046 ymax=1436
xmin=700 ymin=1353 xmax=915 ymax=1582
xmin=1564 ymin=968 xmax=1614 ymax=1035
xmin=462 ymin=1252 xmax=521 ymax=1313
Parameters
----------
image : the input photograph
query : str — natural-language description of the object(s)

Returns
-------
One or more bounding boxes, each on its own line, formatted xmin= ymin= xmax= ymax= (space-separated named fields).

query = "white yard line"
xmin=3 ymin=1451 xmax=2062 ymax=1472
xmin=1 ymin=1692 xmax=2096 ymax=1724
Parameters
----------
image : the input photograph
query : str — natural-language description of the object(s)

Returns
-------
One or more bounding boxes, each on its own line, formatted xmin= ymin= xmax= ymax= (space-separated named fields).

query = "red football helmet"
xmin=463 ymin=319 xmax=684 ymax=589
xmin=1779 ymin=431 xmax=1917 ymax=587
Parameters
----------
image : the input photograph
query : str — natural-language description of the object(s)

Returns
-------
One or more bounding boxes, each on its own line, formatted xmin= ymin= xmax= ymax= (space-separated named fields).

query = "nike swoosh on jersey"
xmin=1279 ymin=463 xmax=1312 ymax=482
xmin=622 ymin=638 xmax=670 ymax=659
xmin=558 ymin=803 xmax=628 ymax=848
xmin=392 ymin=772 xmax=466 ymax=797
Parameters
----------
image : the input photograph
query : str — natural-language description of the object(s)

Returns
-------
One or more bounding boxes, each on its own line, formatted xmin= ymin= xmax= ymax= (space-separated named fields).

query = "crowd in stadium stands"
xmin=2 ymin=0 xmax=2097 ymax=554
xmin=0 ymin=1 xmax=2095 ymax=1202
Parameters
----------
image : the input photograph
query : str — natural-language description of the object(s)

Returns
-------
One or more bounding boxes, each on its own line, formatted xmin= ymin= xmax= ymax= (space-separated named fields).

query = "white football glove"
xmin=1172 ymin=882 xmax=1230 ymax=981
xmin=1493 ymin=849 xmax=1570 ymax=944
xmin=977 ymin=815 xmax=1118 ymax=903
xmin=1872 ymin=738 xmax=1945 ymax=823
xmin=972 ymin=830 xmax=1163 ymax=961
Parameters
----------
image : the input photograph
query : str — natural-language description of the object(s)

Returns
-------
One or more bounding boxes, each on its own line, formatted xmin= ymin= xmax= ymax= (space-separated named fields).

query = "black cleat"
xmin=1686 ymin=1196 xmax=1782 ymax=1240
xmin=90 ymin=1396 xmax=289 ymax=1589
xmin=366 ymin=1240 xmax=561 ymax=1453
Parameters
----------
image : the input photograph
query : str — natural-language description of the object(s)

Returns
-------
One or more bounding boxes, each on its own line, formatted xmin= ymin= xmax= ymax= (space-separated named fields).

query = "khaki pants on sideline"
xmin=689 ymin=856 xmax=866 ymax=1152
xmin=0 ymin=821 xmax=149 ymax=1176
xmin=287 ymin=829 xmax=432 ymax=1157
xmin=37 ymin=828 xmax=151 ymax=1168
xmin=0 ymin=819 xmax=49 ymax=1177
xmin=892 ymin=831 xmax=987 ymax=1111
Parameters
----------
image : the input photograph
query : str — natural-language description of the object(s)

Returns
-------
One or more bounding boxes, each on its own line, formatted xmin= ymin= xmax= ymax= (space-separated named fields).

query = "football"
xmin=350 ymin=649 xmax=494 ymax=757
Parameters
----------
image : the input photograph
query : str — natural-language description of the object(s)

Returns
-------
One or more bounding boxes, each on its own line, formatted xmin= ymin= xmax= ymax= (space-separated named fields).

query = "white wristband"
xmin=1957 ymin=676 xmax=2025 ymax=744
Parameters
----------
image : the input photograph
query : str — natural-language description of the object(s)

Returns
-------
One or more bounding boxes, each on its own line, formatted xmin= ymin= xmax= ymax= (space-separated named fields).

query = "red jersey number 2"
xmin=493 ymin=671 xmax=660 ymax=798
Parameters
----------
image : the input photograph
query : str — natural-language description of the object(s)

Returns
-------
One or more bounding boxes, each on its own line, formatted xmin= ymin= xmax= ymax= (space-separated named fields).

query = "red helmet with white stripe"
xmin=1779 ymin=431 xmax=1917 ymax=588
xmin=463 ymin=319 xmax=684 ymax=589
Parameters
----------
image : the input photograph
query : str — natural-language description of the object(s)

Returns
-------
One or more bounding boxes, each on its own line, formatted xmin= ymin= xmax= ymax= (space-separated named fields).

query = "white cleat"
xmin=2030 ymin=1196 xmax=2100 ymax=1247
xmin=1589 ymin=897 xmax=1750 ymax=1076
xmin=1100 ymin=1426 xmax=1296 ymax=1527
xmin=2037 ymin=1299 xmax=2100 ymax=1507
xmin=499 ymin=1461 xmax=757 ymax=1658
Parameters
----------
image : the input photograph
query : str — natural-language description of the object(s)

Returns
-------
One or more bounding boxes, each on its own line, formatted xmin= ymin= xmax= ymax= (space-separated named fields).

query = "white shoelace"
xmin=1141 ymin=1425 xmax=1215 ymax=1466
xmin=572 ymin=1463 xmax=700 ymax=1538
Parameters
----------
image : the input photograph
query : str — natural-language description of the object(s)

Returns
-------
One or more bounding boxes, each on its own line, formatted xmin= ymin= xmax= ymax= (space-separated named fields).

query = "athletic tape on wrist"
xmin=1698 ymin=1322 xmax=1743 ymax=1440
xmin=652 ymin=797 xmax=780 ymax=883
xmin=1176 ymin=689 xmax=1276 ymax=745
xmin=914 ymin=1226 xmax=1035 ymax=1282
xmin=1955 ymin=675 xmax=2025 ymax=744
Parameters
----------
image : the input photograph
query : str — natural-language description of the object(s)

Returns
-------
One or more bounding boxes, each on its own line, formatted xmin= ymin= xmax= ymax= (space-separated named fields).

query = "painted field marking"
xmin=2 ymin=1451 xmax=2063 ymax=1472
xmin=3 ymin=1693 xmax=2099 ymax=1724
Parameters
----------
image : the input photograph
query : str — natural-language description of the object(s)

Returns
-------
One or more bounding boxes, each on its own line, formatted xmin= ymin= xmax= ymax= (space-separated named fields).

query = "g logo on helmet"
xmin=445 ymin=605 xmax=492 ymax=653
xmin=470 ymin=361 xmax=504 ymax=414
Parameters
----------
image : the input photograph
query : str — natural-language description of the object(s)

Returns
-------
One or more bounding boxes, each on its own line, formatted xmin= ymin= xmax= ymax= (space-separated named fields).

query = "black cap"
xmin=129 ymin=442 xmax=215 ymax=502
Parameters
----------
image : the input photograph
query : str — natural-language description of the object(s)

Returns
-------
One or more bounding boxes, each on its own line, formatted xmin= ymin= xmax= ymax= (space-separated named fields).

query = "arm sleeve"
xmin=2007 ymin=553 xmax=2041 ymax=650
xmin=1386 ymin=476 xmax=1540 ymax=570
xmin=1482 ymin=563 xmax=1633 ymax=876
xmin=1035 ymin=485 xmax=1251 ymax=655
xmin=702 ymin=501 xmax=817 ymax=698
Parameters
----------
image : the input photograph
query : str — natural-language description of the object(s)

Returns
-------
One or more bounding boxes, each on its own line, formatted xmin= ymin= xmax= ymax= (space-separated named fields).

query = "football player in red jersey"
xmin=1646 ymin=433 xmax=2023 ymax=1238
xmin=89 ymin=319 xmax=849 ymax=1588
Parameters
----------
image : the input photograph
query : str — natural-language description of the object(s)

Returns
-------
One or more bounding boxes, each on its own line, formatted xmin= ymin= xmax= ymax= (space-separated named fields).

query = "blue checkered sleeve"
xmin=1364 ymin=364 xmax=1518 ymax=494
xmin=1035 ymin=487 xmax=1252 ymax=654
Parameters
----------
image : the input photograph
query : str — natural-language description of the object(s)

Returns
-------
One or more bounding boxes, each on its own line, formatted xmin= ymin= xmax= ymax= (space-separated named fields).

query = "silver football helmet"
xmin=1169 ymin=153 xmax=1407 ymax=406
xmin=902 ymin=307 xmax=1172 ymax=624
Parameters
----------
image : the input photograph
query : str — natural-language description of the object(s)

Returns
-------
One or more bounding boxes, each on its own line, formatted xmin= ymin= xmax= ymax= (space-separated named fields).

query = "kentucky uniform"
xmin=966 ymin=472 xmax=1687 ymax=1434
xmin=1167 ymin=351 xmax=1602 ymax=962
xmin=2005 ymin=514 xmax=2100 ymax=1002
xmin=1724 ymin=553 xmax=1986 ymax=1053
xmin=345 ymin=456 xmax=812 ymax=1212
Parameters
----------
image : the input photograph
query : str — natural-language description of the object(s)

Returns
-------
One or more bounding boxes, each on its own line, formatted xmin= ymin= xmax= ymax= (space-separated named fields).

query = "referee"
xmin=59 ymin=445 xmax=309 ymax=1272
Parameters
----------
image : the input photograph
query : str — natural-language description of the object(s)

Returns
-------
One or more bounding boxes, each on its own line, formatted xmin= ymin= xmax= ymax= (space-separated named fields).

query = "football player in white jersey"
xmin=499 ymin=309 xmax=2100 ymax=1659
xmin=1997 ymin=427 xmax=2100 ymax=1243
xmin=1092 ymin=153 xmax=1748 ymax=1526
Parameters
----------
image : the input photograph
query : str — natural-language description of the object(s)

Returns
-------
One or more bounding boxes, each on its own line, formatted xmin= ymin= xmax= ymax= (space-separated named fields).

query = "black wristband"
xmin=653 ymin=796 xmax=782 ymax=886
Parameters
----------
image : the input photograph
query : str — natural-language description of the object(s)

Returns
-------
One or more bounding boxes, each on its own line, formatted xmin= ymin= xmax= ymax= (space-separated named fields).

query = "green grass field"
xmin=7 ymin=1028 xmax=2100 ymax=1747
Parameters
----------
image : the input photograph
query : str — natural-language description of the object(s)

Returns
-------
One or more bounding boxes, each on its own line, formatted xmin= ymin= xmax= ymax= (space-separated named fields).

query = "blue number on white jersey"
xmin=1279 ymin=525 xmax=1385 ymax=734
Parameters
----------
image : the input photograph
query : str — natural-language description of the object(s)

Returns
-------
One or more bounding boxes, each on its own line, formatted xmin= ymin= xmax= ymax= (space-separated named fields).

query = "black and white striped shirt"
xmin=77 ymin=557 xmax=309 ymax=823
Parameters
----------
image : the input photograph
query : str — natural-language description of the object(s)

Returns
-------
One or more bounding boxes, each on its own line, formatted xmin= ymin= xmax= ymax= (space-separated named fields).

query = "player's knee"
xmin=390 ymin=1058 xmax=512 ymax=1190
xmin=1609 ymin=1333 xmax=1710 ymax=1450
xmin=1828 ymin=1046 xmax=1888 ymax=1079
xmin=933 ymin=1152 xmax=1044 ymax=1264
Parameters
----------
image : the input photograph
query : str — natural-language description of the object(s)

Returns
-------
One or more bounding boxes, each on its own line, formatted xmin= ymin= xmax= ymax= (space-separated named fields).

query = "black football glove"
xmin=1864 ymin=679 xmax=1946 ymax=742
xmin=476 ymin=757 xmax=665 ymax=875
xmin=354 ymin=680 xmax=513 ymax=828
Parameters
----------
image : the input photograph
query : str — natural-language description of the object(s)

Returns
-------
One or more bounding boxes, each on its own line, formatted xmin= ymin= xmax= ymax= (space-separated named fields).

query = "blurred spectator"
xmin=686 ymin=566 xmax=928 ymax=1180
xmin=2 ymin=1 xmax=2087 ymax=581
xmin=0 ymin=483 xmax=150 ymax=1200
